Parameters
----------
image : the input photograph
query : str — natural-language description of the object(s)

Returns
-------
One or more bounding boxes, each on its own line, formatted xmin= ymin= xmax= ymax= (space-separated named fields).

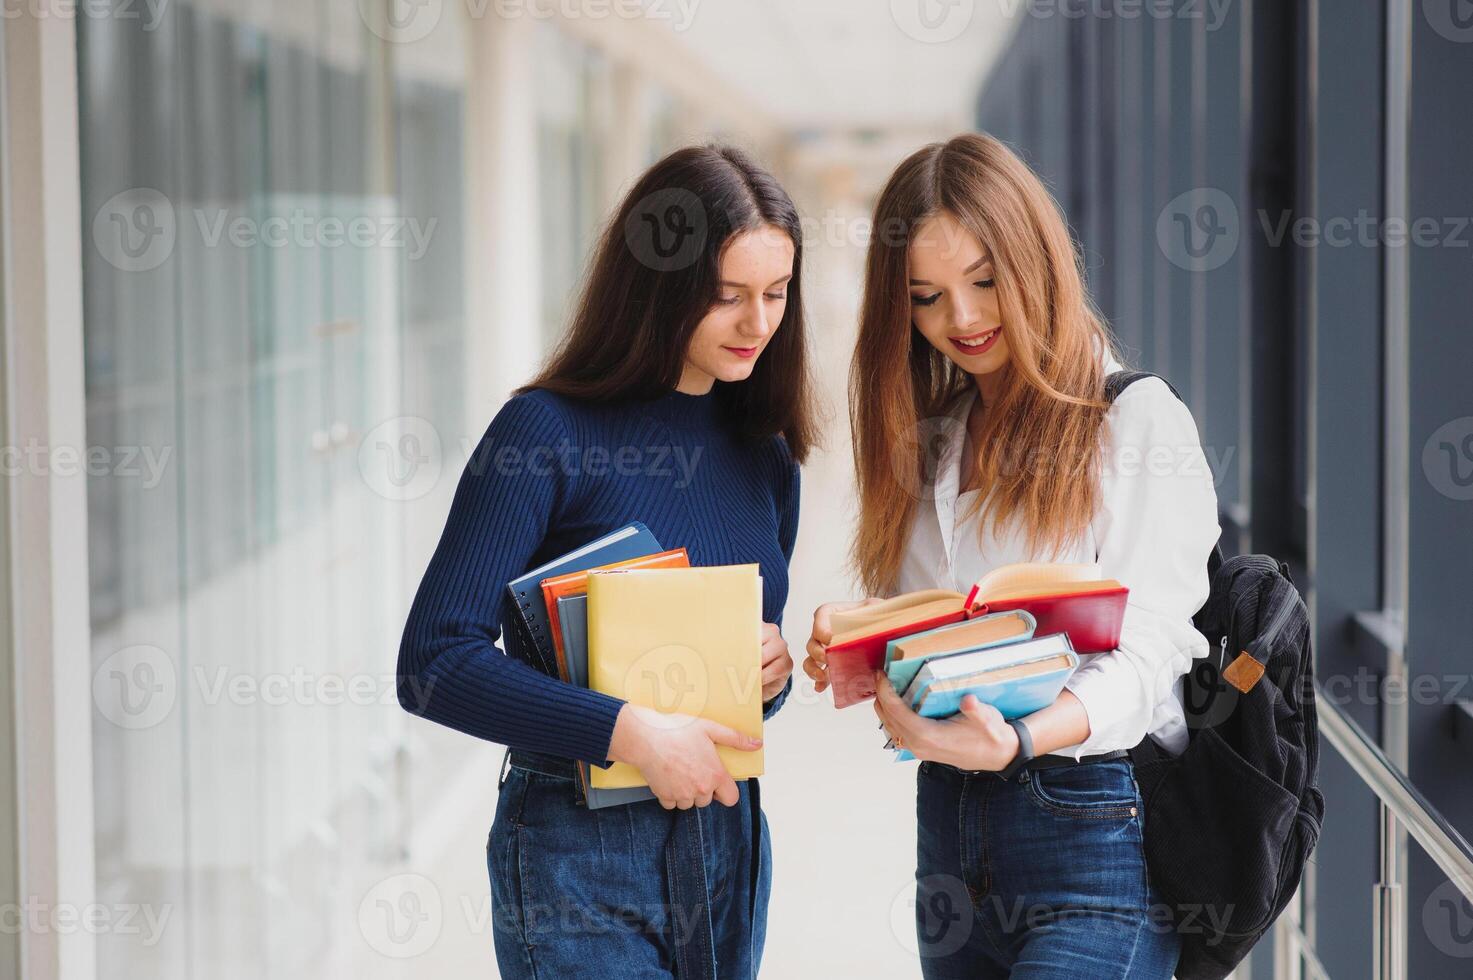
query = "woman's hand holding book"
xmin=803 ymin=598 xmax=886 ymax=693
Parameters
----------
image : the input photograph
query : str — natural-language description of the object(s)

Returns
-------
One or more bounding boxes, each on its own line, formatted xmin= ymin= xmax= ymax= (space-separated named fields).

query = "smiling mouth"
xmin=949 ymin=326 xmax=1002 ymax=355
xmin=723 ymin=345 xmax=759 ymax=359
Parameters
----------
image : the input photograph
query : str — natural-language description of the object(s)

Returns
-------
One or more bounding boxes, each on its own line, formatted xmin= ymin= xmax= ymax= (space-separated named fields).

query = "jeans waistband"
xmin=941 ymin=748 xmax=1130 ymax=781
xmin=1025 ymin=748 xmax=1129 ymax=771
xmin=506 ymin=748 xmax=578 ymax=780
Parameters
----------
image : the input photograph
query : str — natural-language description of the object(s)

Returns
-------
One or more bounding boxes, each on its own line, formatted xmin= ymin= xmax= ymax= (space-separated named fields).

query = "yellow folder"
xmin=587 ymin=564 xmax=765 ymax=789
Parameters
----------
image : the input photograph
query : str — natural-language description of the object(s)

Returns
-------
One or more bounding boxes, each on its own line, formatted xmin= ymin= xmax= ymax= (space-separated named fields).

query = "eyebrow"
xmin=719 ymin=274 xmax=793 ymax=289
xmin=908 ymin=254 xmax=992 ymax=286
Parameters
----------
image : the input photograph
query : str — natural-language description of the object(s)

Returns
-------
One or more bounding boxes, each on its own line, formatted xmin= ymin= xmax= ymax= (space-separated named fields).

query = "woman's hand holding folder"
xmin=608 ymin=703 xmax=763 ymax=811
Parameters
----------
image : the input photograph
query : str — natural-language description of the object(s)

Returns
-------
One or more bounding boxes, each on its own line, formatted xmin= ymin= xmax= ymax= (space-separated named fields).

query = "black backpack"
xmin=1105 ymin=371 xmax=1324 ymax=980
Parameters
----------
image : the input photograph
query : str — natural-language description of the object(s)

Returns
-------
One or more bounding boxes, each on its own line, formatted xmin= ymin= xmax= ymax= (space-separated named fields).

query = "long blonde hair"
xmin=850 ymin=133 xmax=1122 ymax=595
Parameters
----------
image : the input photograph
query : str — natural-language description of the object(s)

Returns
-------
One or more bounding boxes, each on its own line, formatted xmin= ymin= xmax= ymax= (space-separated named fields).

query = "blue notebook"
xmin=557 ymin=595 xmax=658 ymax=809
xmin=504 ymin=522 xmax=662 ymax=676
xmin=892 ymin=634 xmax=1079 ymax=762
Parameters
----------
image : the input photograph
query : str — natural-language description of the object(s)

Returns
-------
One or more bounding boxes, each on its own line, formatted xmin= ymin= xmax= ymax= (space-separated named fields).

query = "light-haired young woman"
xmin=805 ymin=133 xmax=1221 ymax=978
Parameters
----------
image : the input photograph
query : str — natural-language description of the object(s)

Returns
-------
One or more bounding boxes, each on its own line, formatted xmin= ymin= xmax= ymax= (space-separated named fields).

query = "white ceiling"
xmin=653 ymin=0 xmax=1022 ymax=131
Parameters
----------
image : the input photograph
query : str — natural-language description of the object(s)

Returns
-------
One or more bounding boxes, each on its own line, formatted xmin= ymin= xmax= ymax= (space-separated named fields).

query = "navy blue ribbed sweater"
xmin=396 ymin=385 xmax=801 ymax=765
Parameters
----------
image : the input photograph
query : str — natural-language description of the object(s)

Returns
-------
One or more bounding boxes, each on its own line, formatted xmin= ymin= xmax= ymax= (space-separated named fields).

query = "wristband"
xmin=996 ymin=718 xmax=1035 ymax=781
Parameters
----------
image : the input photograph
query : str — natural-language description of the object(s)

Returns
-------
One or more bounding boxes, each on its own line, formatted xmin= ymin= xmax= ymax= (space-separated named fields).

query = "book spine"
xmin=510 ymin=585 xmax=556 ymax=676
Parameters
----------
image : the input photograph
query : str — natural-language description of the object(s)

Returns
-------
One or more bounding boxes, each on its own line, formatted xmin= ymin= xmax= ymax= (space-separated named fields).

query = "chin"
xmin=951 ymin=341 xmax=1011 ymax=378
xmin=706 ymin=349 xmax=762 ymax=383
xmin=717 ymin=363 xmax=758 ymax=383
xmin=963 ymin=354 xmax=1009 ymax=377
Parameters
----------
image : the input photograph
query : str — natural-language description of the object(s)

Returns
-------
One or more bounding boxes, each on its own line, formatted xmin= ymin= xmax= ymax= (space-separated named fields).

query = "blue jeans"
xmin=914 ymin=758 xmax=1180 ymax=979
xmin=487 ymin=753 xmax=770 ymax=979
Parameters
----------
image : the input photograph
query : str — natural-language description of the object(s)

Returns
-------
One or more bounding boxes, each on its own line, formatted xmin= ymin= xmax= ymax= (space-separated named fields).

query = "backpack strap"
xmin=1102 ymin=368 xmax=1227 ymax=579
xmin=1103 ymin=369 xmax=1184 ymax=405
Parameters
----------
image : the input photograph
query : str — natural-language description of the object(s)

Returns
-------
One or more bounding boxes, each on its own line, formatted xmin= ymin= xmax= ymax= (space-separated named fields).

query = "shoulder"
xmin=473 ymin=390 xmax=586 ymax=464
xmin=755 ymin=433 xmax=801 ymax=507
xmin=765 ymin=431 xmax=796 ymax=468
xmin=765 ymin=432 xmax=800 ymax=480
xmin=1102 ymin=373 xmax=1200 ymax=447
xmin=503 ymin=387 xmax=581 ymax=423
xmin=488 ymin=387 xmax=607 ymax=439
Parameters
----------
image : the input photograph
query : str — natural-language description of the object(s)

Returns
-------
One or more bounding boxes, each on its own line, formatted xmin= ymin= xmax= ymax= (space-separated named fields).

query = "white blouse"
xmin=893 ymin=350 xmax=1222 ymax=759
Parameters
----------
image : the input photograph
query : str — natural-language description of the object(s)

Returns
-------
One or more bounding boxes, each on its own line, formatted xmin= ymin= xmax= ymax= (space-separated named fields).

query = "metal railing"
xmin=1311 ymin=684 xmax=1473 ymax=980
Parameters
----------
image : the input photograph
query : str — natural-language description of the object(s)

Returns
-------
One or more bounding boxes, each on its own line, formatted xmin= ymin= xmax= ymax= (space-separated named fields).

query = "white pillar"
xmin=2 ymin=5 xmax=97 ymax=980
xmin=601 ymin=62 xmax=651 ymax=212
xmin=464 ymin=11 xmax=543 ymax=430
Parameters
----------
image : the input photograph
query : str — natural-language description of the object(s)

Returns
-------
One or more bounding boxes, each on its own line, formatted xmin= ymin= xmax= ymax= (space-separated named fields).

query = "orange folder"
xmin=540 ymin=548 xmax=689 ymax=680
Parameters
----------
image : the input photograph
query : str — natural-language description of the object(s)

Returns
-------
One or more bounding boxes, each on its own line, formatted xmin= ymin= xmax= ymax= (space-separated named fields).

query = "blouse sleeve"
xmin=1061 ymin=378 xmax=1221 ymax=757
xmin=395 ymin=393 xmax=627 ymax=765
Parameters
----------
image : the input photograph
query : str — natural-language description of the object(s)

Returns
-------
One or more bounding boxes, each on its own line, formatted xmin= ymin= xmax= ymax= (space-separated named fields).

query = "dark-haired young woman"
xmin=396 ymin=145 xmax=815 ymax=979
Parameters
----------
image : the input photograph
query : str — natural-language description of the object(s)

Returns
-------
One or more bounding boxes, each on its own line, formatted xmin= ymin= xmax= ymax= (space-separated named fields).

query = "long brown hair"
xmin=520 ymin=144 xmax=817 ymax=464
xmin=850 ymin=133 xmax=1121 ymax=594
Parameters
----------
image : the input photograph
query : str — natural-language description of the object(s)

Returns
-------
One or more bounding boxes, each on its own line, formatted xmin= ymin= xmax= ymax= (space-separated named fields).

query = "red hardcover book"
xmin=824 ymin=563 xmax=1128 ymax=708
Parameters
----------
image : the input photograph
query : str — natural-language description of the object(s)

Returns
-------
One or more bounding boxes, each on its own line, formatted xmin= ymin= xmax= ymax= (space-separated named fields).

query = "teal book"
xmin=556 ymin=594 xmax=657 ymax=809
xmin=892 ymin=634 xmax=1079 ymax=762
xmin=882 ymin=609 xmax=1037 ymax=694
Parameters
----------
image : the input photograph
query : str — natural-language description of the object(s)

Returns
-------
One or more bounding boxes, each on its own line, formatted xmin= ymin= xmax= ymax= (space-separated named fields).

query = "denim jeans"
xmin=914 ymin=758 xmax=1180 ymax=979
xmin=487 ymin=754 xmax=770 ymax=979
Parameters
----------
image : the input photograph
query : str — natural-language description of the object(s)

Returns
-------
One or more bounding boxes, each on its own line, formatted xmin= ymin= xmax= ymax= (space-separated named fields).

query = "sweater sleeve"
xmin=762 ymin=440 xmax=802 ymax=720
xmin=396 ymin=393 xmax=626 ymax=765
xmin=1061 ymin=378 xmax=1221 ymax=757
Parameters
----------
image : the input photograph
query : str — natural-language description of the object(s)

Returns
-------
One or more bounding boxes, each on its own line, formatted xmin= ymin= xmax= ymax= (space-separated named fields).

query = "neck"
xmin=973 ymin=366 xmax=1007 ymax=406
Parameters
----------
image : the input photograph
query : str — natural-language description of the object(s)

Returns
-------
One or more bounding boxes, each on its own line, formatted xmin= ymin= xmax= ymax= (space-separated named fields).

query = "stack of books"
xmin=504 ymin=523 xmax=764 ymax=808
xmin=822 ymin=563 xmax=1130 ymax=760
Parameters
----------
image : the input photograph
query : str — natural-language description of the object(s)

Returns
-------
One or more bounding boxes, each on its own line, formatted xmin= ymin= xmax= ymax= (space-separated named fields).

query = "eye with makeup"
xmin=910 ymin=278 xmax=995 ymax=307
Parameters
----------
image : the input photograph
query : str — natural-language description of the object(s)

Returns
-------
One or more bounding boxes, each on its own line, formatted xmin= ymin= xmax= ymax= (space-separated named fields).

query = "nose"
xmin=740 ymin=297 xmax=773 ymax=339
xmin=951 ymin=292 xmax=983 ymax=332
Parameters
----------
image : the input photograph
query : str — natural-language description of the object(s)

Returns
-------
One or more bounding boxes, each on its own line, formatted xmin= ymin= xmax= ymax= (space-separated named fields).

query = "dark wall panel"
xmin=976 ymin=0 xmax=1473 ymax=976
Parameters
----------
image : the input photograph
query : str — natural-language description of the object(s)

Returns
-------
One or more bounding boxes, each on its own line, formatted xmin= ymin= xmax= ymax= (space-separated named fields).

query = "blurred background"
xmin=2 ymin=1 xmax=1472 ymax=978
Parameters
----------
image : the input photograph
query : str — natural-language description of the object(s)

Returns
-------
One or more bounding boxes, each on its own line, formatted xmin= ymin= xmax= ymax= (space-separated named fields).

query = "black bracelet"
xmin=997 ymin=718 xmax=1035 ymax=781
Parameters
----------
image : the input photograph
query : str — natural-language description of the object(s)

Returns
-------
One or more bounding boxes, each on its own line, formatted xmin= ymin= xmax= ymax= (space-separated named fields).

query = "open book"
xmin=824 ymin=561 xmax=1126 ymax=708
